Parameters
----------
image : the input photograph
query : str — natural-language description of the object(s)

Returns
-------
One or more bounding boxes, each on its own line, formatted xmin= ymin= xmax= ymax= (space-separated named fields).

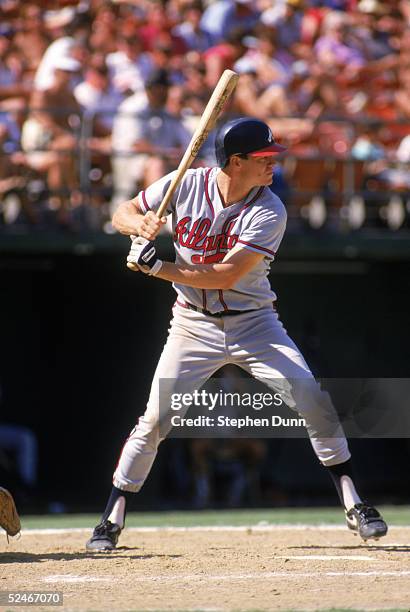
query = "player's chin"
xmin=256 ymin=173 xmax=274 ymax=187
xmin=262 ymin=174 xmax=274 ymax=186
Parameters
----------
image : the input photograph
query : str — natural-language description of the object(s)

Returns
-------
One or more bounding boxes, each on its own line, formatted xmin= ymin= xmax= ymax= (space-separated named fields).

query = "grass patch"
xmin=20 ymin=506 xmax=410 ymax=530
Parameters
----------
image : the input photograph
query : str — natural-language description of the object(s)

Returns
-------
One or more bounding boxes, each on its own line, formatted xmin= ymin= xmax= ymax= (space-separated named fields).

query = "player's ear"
xmin=230 ymin=155 xmax=242 ymax=168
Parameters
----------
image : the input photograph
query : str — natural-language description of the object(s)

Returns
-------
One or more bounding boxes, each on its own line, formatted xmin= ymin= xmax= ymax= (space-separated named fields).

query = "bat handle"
xmin=127 ymin=234 xmax=140 ymax=271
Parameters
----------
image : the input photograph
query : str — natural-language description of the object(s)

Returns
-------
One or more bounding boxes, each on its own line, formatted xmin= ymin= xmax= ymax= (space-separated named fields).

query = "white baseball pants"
xmin=113 ymin=304 xmax=350 ymax=492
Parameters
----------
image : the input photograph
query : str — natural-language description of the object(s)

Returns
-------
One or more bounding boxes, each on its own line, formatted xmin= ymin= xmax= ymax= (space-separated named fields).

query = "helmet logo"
xmin=215 ymin=118 xmax=280 ymax=167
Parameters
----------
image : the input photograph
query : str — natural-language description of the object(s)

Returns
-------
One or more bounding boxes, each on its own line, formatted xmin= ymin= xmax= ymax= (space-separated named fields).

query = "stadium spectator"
xmin=394 ymin=64 xmax=410 ymax=119
xmin=260 ymin=0 xmax=306 ymax=52
xmin=234 ymin=29 xmax=291 ymax=88
xmin=149 ymin=32 xmax=186 ymax=78
xmin=200 ymin=0 xmax=260 ymax=46
xmin=396 ymin=132 xmax=410 ymax=162
xmin=351 ymin=124 xmax=385 ymax=162
xmin=314 ymin=11 xmax=366 ymax=79
xmin=34 ymin=8 xmax=90 ymax=91
xmin=74 ymin=57 xmax=124 ymax=134
xmin=233 ymin=70 xmax=290 ymax=119
xmin=180 ymin=61 xmax=210 ymax=115
xmin=203 ymin=28 xmax=248 ymax=88
xmin=350 ymin=1 xmax=396 ymax=62
xmin=106 ymin=33 xmax=154 ymax=96
xmin=396 ymin=27 xmax=410 ymax=69
xmin=172 ymin=1 xmax=213 ymax=52
xmin=111 ymin=68 xmax=191 ymax=209
xmin=285 ymin=60 xmax=320 ymax=115
xmin=138 ymin=0 xmax=187 ymax=56
xmin=88 ymin=2 xmax=119 ymax=55
xmin=305 ymin=77 xmax=348 ymax=119
xmin=12 ymin=3 xmax=49 ymax=73
xmin=0 ymin=25 xmax=31 ymax=102
xmin=0 ymin=0 xmax=409 ymax=233
xmin=74 ymin=58 xmax=124 ymax=216
xmin=21 ymin=56 xmax=82 ymax=226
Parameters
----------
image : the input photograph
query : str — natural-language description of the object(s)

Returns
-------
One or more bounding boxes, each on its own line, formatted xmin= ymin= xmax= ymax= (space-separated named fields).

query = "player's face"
xmin=240 ymin=155 xmax=277 ymax=186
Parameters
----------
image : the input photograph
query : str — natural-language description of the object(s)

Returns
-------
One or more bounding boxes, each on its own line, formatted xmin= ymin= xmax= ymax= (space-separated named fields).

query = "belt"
xmin=176 ymin=300 xmax=252 ymax=317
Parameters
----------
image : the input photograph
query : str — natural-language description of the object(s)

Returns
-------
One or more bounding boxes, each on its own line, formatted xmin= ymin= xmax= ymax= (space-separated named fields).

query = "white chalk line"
xmin=276 ymin=554 xmax=380 ymax=561
xmin=21 ymin=524 xmax=410 ymax=536
xmin=43 ymin=574 xmax=111 ymax=584
xmin=42 ymin=570 xmax=410 ymax=585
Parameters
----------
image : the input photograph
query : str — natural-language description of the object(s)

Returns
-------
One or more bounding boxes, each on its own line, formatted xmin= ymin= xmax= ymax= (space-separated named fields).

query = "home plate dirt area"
xmin=1 ymin=526 xmax=410 ymax=611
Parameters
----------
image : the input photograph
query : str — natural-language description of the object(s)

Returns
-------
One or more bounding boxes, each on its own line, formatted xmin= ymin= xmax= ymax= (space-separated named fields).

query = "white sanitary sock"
xmin=341 ymin=475 xmax=362 ymax=510
xmin=107 ymin=496 xmax=126 ymax=528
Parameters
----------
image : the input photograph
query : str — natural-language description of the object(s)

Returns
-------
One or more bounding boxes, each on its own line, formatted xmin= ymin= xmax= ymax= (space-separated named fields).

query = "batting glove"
xmin=127 ymin=236 xmax=163 ymax=276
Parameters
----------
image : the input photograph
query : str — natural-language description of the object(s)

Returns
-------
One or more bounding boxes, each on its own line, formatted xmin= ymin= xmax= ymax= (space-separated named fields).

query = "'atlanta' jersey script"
xmin=137 ymin=167 xmax=287 ymax=314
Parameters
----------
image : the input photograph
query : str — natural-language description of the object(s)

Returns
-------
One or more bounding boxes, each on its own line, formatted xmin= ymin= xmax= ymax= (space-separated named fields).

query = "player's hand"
xmin=127 ymin=236 xmax=163 ymax=276
xmin=136 ymin=211 xmax=166 ymax=241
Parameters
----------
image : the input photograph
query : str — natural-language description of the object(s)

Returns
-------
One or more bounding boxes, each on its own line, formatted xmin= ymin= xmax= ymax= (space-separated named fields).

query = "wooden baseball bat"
xmin=127 ymin=69 xmax=239 ymax=271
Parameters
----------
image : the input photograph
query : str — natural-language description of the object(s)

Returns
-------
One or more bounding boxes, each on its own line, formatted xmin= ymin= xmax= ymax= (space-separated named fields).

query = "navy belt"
xmin=177 ymin=300 xmax=258 ymax=317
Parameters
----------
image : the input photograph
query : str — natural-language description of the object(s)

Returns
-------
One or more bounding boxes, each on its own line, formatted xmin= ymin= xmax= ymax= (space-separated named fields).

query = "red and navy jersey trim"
xmin=218 ymin=289 xmax=228 ymax=311
xmin=237 ymin=239 xmax=275 ymax=257
xmin=220 ymin=187 xmax=264 ymax=235
xmin=239 ymin=186 xmax=264 ymax=213
xmin=140 ymin=191 xmax=151 ymax=213
xmin=204 ymin=168 xmax=215 ymax=221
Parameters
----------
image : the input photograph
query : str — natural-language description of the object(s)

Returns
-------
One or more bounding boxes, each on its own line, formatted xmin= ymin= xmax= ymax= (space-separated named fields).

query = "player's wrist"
xmin=146 ymin=259 xmax=163 ymax=276
xmin=127 ymin=237 xmax=163 ymax=276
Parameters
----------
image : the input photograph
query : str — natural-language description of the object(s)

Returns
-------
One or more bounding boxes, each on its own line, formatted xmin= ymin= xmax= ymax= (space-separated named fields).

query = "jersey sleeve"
xmin=237 ymin=202 xmax=287 ymax=260
xmin=136 ymin=171 xmax=180 ymax=216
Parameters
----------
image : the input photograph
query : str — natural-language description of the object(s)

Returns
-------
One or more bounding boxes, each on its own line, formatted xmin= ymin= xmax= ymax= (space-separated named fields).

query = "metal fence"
xmin=1 ymin=108 xmax=410 ymax=232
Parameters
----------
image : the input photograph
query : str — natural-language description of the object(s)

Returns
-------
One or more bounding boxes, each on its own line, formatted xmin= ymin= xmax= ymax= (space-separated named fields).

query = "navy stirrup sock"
xmin=101 ymin=485 xmax=134 ymax=523
xmin=325 ymin=459 xmax=357 ymax=508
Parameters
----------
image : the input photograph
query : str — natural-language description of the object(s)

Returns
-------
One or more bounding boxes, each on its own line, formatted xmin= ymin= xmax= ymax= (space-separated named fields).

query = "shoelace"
xmin=355 ymin=503 xmax=380 ymax=520
xmin=94 ymin=520 xmax=113 ymax=535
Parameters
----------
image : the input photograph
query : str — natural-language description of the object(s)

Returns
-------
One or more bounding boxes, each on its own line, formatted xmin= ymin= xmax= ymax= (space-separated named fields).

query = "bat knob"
xmin=127 ymin=262 xmax=139 ymax=272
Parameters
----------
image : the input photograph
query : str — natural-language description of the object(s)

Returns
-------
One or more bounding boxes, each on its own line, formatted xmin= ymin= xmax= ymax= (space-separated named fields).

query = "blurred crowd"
xmin=1 ymin=0 xmax=410 ymax=231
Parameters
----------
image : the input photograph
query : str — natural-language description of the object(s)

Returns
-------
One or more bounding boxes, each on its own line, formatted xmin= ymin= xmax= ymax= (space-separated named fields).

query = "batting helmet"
xmin=215 ymin=118 xmax=287 ymax=168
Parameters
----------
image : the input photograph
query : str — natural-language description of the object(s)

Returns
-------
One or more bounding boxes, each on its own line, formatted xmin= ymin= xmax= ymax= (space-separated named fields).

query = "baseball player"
xmin=86 ymin=118 xmax=388 ymax=551
xmin=0 ymin=487 xmax=21 ymax=539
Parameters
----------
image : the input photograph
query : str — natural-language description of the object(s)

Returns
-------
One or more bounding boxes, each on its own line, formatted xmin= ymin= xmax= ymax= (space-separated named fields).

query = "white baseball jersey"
xmin=137 ymin=166 xmax=287 ymax=313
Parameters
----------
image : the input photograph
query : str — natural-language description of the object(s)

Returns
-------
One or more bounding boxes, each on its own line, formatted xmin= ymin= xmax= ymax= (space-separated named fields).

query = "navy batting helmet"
xmin=215 ymin=118 xmax=287 ymax=168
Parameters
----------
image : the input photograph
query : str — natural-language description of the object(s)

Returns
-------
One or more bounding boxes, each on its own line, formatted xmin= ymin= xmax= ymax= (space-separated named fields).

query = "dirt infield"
xmin=1 ymin=526 xmax=410 ymax=611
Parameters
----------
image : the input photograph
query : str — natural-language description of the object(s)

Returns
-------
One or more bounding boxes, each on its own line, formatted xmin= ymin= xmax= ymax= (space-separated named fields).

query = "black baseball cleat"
xmin=86 ymin=519 xmax=122 ymax=552
xmin=345 ymin=503 xmax=388 ymax=541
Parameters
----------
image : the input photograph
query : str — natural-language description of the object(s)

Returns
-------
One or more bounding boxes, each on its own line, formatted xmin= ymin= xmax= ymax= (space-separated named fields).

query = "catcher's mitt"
xmin=0 ymin=487 xmax=21 ymax=537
